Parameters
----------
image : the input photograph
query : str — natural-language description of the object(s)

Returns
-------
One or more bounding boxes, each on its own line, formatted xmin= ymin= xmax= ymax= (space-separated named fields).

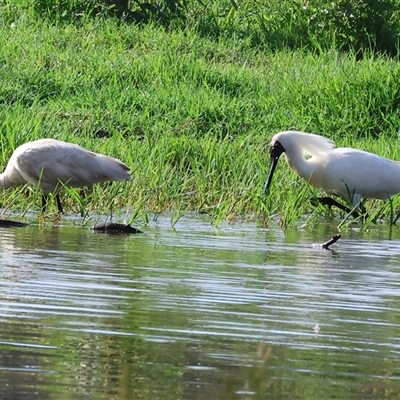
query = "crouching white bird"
xmin=263 ymin=130 xmax=400 ymax=215
xmin=0 ymin=138 xmax=131 ymax=213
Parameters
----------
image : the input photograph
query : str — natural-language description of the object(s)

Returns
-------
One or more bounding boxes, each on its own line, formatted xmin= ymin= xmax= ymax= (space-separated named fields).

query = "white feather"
xmin=272 ymin=131 xmax=335 ymax=157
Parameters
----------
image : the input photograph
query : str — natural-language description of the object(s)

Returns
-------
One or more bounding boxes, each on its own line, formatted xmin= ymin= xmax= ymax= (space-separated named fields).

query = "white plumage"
xmin=0 ymin=138 xmax=131 ymax=212
xmin=264 ymin=130 xmax=400 ymax=211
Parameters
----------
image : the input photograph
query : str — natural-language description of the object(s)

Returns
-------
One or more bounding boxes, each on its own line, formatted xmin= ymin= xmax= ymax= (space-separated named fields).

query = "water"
xmin=1 ymin=215 xmax=400 ymax=399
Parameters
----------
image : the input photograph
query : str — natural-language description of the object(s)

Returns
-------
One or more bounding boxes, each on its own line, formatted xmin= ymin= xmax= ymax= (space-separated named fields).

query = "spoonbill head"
xmin=263 ymin=130 xmax=400 ymax=210
xmin=0 ymin=138 xmax=131 ymax=213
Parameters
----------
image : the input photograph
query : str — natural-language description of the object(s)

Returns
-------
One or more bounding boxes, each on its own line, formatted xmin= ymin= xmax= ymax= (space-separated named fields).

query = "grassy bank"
xmin=2 ymin=4 xmax=400 ymax=227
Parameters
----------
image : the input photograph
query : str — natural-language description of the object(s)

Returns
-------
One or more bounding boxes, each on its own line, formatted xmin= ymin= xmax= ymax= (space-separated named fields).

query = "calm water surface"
xmin=1 ymin=214 xmax=400 ymax=399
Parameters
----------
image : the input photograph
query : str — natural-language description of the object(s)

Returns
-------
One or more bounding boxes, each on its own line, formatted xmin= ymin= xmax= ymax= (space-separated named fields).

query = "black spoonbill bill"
xmin=263 ymin=130 xmax=400 ymax=215
xmin=0 ymin=138 xmax=131 ymax=213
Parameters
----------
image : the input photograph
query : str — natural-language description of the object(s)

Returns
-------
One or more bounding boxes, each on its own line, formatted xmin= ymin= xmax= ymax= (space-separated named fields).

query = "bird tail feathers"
xmin=97 ymin=155 xmax=131 ymax=181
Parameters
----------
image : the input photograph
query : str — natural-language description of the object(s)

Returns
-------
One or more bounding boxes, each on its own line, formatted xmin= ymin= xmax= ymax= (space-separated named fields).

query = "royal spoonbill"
xmin=263 ymin=131 xmax=400 ymax=215
xmin=0 ymin=138 xmax=131 ymax=213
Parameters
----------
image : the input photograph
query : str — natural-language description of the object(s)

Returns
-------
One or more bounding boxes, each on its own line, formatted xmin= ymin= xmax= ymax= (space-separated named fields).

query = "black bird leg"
xmin=316 ymin=197 xmax=364 ymax=219
xmin=56 ymin=194 xmax=64 ymax=213
xmin=42 ymin=195 xmax=48 ymax=212
xmin=41 ymin=194 xmax=64 ymax=213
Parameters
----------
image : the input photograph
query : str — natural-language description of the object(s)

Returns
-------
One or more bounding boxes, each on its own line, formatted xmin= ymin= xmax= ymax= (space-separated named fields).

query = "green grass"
xmin=2 ymin=4 xmax=400 ymax=228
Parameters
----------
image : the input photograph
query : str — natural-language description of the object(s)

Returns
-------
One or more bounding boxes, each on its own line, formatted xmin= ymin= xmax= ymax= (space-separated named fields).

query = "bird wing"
xmin=320 ymin=148 xmax=400 ymax=201
xmin=40 ymin=149 xmax=130 ymax=188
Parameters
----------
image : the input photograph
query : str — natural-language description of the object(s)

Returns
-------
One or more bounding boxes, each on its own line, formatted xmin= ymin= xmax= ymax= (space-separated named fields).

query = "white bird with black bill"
xmin=263 ymin=130 xmax=400 ymax=216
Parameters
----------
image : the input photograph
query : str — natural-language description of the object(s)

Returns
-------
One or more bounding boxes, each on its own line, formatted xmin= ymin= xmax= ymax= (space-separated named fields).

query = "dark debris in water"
xmin=0 ymin=219 xmax=29 ymax=228
xmin=91 ymin=222 xmax=143 ymax=235
xmin=322 ymin=234 xmax=341 ymax=249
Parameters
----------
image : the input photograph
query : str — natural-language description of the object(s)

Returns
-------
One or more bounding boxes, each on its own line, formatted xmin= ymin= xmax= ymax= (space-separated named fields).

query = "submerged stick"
xmin=321 ymin=234 xmax=341 ymax=249
xmin=0 ymin=219 xmax=29 ymax=228
xmin=91 ymin=222 xmax=143 ymax=234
